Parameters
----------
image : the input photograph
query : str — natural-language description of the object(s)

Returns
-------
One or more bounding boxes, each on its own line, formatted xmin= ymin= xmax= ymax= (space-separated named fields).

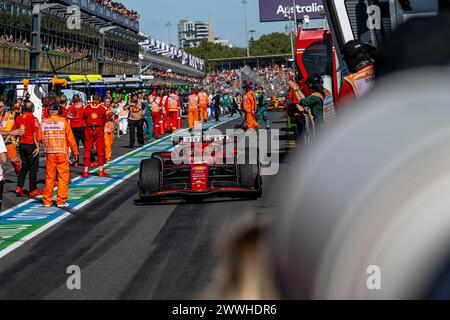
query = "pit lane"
xmin=0 ymin=111 xmax=291 ymax=299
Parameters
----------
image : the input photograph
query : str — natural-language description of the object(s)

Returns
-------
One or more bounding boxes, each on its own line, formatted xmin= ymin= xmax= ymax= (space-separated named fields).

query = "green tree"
xmin=185 ymin=41 xmax=246 ymax=59
xmin=250 ymin=32 xmax=291 ymax=56
xmin=185 ymin=32 xmax=291 ymax=71
xmin=185 ymin=41 xmax=246 ymax=71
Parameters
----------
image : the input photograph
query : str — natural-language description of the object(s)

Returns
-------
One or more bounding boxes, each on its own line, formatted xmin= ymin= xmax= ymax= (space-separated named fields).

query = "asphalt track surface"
xmin=0 ymin=111 xmax=292 ymax=300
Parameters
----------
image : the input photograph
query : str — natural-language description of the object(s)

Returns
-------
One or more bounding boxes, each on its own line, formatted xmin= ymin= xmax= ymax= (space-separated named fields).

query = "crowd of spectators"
xmin=143 ymin=68 xmax=202 ymax=84
xmin=96 ymin=0 xmax=140 ymax=21
xmin=205 ymin=69 xmax=241 ymax=87
xmin=205 ymin=65 xmax=291 ymax=94
xmin=256 ymin=65 xmax=291 ymax=94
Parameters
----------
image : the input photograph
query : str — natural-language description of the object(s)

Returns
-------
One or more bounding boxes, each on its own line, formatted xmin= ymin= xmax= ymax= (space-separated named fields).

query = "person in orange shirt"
xmin=188 ymin=89 xmax=200 ymax=132
xmin=104 ymin=98 xmax=116 ymax=163
xmin=0 ymin=101 xmax=21 ymax=175
xmin=198 ymin=88 xmax=210 ymax=124
xmin=243 ymin=85 xmax=259 ymax=131
xmin=165 ymin=89 xmax=181 ymax=132
xmin=40 ymin=103 xmax=79 ymax=208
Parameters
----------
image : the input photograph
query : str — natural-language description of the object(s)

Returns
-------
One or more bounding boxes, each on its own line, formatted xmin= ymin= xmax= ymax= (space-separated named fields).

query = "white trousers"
xmin=119 ymin=118 xmax=128 ymax=134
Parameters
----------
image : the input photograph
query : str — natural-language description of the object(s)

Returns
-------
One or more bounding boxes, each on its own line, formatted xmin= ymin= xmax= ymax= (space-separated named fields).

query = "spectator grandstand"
xmin=0 ymin=0 xmax=205 ymax=87
xmin=95 ymin=0 xmax=140 ymax=21
xmin=0 ymin=0 xmax=141 ymax=76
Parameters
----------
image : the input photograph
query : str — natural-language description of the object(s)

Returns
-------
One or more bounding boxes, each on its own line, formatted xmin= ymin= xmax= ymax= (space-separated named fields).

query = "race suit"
xmin=83 ymin=102 xmax=107 ymax=167
xmin=148 ymin=95 xmax=163 ymax=139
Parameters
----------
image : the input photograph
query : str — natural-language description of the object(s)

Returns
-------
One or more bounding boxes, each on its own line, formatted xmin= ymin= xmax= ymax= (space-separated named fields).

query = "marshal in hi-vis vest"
xmin=188 ymin=95 xmax=199 ymax=110
xmin=344 ymin=65 xmax=375 ymax=99
xmin=149 ymin=96 xmax=162 ymax=113
xmin=198 ymin=92 xmax=209 ymax=108
xmin=41 ymin=117 xmax=70 ymax=154
xmin=167 ymin=94 xmax=180 ymax=112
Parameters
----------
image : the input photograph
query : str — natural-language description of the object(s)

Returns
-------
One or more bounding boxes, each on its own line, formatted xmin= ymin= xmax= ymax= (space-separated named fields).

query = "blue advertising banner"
xmin=259 ymin=0 xmax=324 ymax=22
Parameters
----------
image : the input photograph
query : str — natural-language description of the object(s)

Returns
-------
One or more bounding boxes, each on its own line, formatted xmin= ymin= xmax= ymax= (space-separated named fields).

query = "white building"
xmin=214 ymin=38 xmax=233 ymax=48
xmin=178 ymin=19 xmax=213 ymax=48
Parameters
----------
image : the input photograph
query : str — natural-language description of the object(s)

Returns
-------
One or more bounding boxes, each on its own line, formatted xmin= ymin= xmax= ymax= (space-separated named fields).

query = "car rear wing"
xmin=175 ymin=134 xmax=237 ymax=144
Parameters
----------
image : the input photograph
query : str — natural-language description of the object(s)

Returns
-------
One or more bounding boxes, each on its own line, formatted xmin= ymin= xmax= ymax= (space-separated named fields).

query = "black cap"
xmin=342 ymin=40 xmax=373 ymax=73
xmin=49 ymin=102 xmax=60 ymax=112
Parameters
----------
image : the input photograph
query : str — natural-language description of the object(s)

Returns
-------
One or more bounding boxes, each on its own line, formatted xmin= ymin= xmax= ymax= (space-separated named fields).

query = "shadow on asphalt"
xmin=134 ymin=197 xmax=253 ymax=207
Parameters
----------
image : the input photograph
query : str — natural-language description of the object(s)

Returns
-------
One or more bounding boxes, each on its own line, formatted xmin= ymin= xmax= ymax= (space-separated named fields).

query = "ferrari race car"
xmin=138 ymin=133 xmax=263 ymax=202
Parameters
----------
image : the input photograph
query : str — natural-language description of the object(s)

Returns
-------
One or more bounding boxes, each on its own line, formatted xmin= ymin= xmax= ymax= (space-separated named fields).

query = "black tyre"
xmin=139 ymin=158 xmax=162 ymax=199
xmin=238 ymin=162 xmax=262 ymax=199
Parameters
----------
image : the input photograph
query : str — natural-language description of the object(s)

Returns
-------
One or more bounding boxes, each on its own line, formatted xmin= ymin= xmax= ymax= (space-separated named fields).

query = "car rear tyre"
xmin=139 ymin=158 xmax=162 ymax=199
xmin=239 ymin=163 xmax=262 ymax=198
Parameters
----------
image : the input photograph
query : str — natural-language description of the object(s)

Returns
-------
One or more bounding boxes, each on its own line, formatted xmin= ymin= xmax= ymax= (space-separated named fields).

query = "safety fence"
xmin=240 ymin=66 xmax=274 ymax=96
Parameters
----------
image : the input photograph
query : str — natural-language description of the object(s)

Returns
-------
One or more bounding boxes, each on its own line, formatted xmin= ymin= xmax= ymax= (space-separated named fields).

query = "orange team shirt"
xmin=12 ymin=112 xmax=40 ymax=145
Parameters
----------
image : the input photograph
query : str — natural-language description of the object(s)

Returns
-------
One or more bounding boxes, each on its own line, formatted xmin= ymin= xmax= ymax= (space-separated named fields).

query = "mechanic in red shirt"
xmin=42 ymin=92 xmax=58 ymax=121
xmin=337 ymin=40 xmax=375 ymax=111
xmin=67 ymin=94 xmax=85 ymax=168
xmin=81 ymin=92 xmax=109 ymax=178
xmin=12 ymin=101 xmax=42 ymax=197
xmin=58 ymin=95 xmax=70 ymax=120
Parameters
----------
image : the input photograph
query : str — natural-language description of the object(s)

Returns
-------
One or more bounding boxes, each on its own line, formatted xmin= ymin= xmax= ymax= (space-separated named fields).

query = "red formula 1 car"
xmin=138 ymin=134 xmax=263 ymax=202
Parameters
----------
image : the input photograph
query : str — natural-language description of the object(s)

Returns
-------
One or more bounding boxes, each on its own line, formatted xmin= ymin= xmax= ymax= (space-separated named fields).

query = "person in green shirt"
xmin=255 ymin=86 xmax=270 ymax=130
xmin=142 ymin=95 xmax=154 ymax=141
xmin=221 ymin=93 xmax=232 ymax=114
xmin=288 ymin=73 xmax=325 ymax=127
